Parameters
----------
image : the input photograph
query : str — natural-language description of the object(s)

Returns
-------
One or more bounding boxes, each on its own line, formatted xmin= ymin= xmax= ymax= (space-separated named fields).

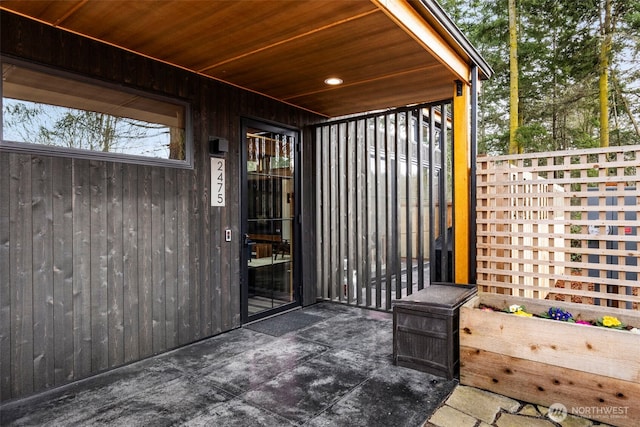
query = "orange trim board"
xmin=453 ymin=81 xmax=470 ymax=282
xmin=371 ymin=0 xmax=470 ymax=84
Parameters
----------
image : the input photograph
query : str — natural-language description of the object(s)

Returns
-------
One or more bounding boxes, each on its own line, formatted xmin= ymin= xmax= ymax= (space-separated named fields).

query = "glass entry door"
xmin=241 ymin=119 xmax=298 ymax=322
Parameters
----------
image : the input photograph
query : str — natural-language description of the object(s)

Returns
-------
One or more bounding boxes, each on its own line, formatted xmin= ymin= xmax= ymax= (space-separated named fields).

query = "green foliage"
xmin=516 ymin=123 xmax=550 ymax=153
xmin=441 ymin=0 xmax=640 ymax=154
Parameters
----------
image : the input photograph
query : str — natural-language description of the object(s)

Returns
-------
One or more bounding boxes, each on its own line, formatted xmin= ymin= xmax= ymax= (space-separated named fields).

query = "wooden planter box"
xmin=460 ymin=293 xmax=640 ymax=427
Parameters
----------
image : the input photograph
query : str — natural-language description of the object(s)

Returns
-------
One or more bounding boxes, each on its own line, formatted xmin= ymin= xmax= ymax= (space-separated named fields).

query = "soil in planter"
xmin=477 ymin=303 xmax=639 ymax=331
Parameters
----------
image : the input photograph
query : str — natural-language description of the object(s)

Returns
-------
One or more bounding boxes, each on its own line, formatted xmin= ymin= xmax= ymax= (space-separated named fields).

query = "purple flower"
xmin=547 ymin=307 xmax=573 ymax=322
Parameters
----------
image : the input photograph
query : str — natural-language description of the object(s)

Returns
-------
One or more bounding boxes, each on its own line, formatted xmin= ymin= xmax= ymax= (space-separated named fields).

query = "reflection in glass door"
xmin=242 ymin=119 xmax=298 ymax=322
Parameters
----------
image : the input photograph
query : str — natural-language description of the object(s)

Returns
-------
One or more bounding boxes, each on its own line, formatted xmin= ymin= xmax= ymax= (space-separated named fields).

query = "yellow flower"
xmin=602 ymin=316 xmax=621 ymax=327
xmin=508 ymin=304 xmax=521 ymax=313
xmin=514 ymin=309 xmax=533 ymax=317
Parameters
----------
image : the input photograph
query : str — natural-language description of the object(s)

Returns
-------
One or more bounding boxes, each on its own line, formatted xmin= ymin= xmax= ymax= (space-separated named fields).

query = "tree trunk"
xmin=599 ymin=0 xmax=612 ymax=147
xmin=508 ymin=0 xmax=520 ymax=154
xmin=169 ymin=127 xmax=185 ymax=160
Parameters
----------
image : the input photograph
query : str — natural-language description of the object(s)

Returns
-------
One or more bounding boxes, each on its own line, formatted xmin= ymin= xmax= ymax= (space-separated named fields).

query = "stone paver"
xmin=538 ymin=405 xmax=550 ymax=417
xmin=428 ymin=405 xmax=477 ymax=427
xmin=519 ymin=404 xmax=541 ymax=417
xmin=445 ymin=385 xmax=520 ymax=424
xmin=560 ymin=414 xmax=594 ymax=427
xmin=426 ymin=385 xmax=601 ymax=427
xmin=495 ymin=413 xmax=555 ymax=427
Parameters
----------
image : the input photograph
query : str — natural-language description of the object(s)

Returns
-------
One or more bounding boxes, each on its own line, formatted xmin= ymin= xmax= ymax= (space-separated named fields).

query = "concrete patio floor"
xmin=0 ymin=302 xmax=457 ymax=426
xmin=0 ymin=302 xmax=606 ymax=427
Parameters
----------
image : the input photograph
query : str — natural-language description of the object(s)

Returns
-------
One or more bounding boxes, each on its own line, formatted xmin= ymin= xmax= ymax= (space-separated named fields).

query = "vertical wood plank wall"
xmin=0 ymin=12 xmax=322 ymax=402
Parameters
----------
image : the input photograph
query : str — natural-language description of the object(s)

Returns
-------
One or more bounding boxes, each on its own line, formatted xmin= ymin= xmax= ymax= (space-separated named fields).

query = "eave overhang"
xmin=0 ymin=0 xmax=492 ymax=118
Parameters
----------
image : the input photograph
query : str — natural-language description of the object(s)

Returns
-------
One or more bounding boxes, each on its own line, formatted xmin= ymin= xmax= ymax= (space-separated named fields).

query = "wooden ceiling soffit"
xmin=288 ymin=66 xmax=454 ymax=118
xmin=0 ymin=1 xmax=379 ymax=68
xmin=195 ymin=5 xmax=381 ymax=72
xmin=201 ymin=11 xmax=441 ymax=100
xmin=0 ymin=0 xmax=469 ymax=117
xmin=372 ymin=0 xmax=470 ymax=83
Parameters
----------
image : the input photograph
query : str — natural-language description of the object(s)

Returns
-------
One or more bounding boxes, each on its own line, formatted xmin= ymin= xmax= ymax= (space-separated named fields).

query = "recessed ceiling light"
xmin=324 ymin=77 xmax=343 ymax=86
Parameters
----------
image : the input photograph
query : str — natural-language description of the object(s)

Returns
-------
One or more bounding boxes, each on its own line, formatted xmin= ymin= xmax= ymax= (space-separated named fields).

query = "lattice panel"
xmin=477 ymin=146 xmax=640 ymax=309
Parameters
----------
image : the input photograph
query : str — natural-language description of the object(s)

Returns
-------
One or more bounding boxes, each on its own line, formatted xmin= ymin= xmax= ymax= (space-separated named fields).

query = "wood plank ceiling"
xmin=0 ymin=0 xmax=478 ymax=118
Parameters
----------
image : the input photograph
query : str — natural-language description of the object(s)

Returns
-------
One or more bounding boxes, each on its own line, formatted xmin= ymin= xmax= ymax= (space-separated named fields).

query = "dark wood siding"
xmin=0 ymin=11 xmax=323 ymax=402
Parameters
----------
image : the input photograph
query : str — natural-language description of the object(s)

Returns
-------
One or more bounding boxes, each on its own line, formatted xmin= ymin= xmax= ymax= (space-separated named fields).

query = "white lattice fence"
xmin=477 ymin=145 xmax=640 ymax=310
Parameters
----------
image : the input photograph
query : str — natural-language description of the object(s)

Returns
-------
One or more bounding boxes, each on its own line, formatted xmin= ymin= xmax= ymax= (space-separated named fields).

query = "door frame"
xmin=240 ymin=117 xmax=302 ymax=323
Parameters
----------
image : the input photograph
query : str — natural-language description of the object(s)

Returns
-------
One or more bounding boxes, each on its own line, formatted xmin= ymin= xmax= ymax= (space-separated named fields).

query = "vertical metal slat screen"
xmin=315 ymin=102 xmax=452 ymax=310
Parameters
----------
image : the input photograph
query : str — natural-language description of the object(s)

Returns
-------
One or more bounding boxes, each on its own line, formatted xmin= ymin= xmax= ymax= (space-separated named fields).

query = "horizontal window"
xmin=1 ymin=59 xmax=190 ymax=166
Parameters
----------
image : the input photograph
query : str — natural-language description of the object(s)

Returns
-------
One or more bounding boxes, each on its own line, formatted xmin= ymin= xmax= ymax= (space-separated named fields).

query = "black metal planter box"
xmin=392 ymin=283 xmax=477 ymax=380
